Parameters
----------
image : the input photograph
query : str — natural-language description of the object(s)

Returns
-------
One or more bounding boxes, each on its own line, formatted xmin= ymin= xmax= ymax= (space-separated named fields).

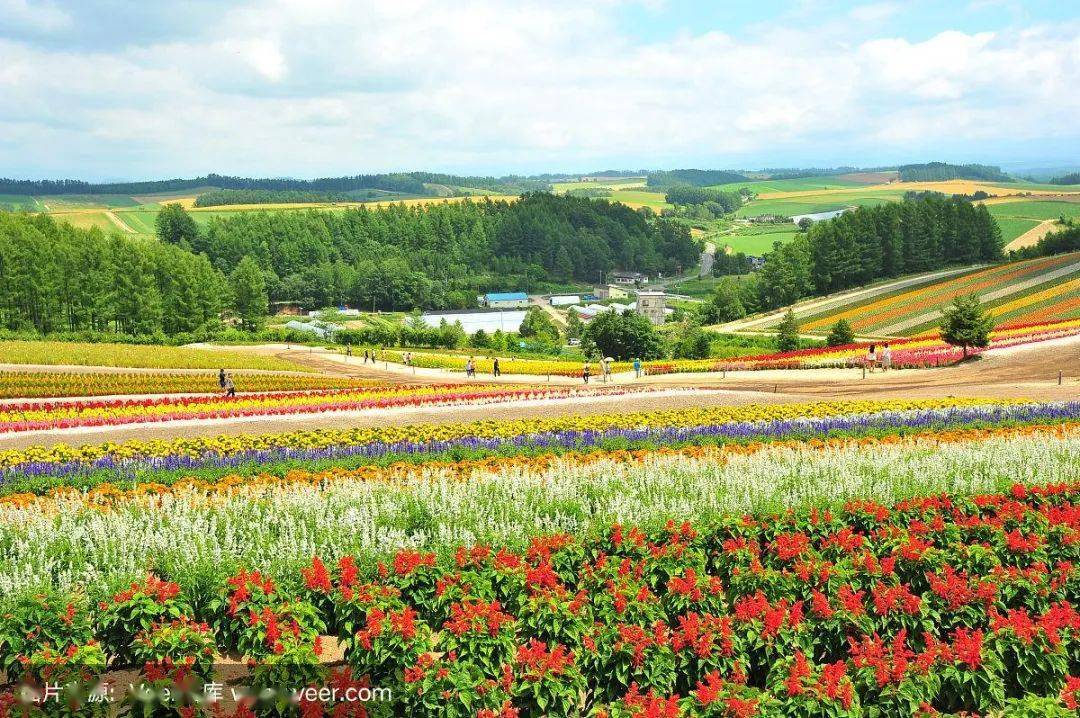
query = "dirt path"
xmin=1005 ymin=220 xmax=1061 ymax=252
xmin=105 ymin=210 xmax=135 ymax=233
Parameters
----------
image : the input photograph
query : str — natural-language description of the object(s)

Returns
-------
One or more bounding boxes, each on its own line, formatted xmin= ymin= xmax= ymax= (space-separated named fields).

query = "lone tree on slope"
xmin=776 ymin=309 xmax=801 ymax=352
xmin=826 ymin=319 xmax=855 ymax=347
xmin=939 ymin=293 xmax=994 ymax=358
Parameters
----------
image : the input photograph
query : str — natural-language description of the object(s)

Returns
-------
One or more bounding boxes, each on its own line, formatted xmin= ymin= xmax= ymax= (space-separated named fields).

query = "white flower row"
xmin=0 ymin=430 xmax=1076 ymax=603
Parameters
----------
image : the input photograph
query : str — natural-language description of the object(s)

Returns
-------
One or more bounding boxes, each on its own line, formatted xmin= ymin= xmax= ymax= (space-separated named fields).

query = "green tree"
xmin=565 ymin=309 xmax=584 ymax=341
xmin=940 ymin=293 xmax=994 ymax=357
xmin=703 ymin=278 xmax=746 ymax=323
xmin=673 ymin=324 xmax=713 ymax=359
xmin=775 ymin=309 xmax=800 ymax=352
xmin=826 ymin=318 xmax=855 ymax=347
xmin=519 ymin=306 xmax=560 ymax=343
xmin=470 ymin=329 xmax=491 ymax=349
xmin=155 ymin=203 xmax=199 ymax=248
xmin=584 ymin=310 xmax=666 ymax=360
xmin=230 ymin=256 xmax=268 ymax=332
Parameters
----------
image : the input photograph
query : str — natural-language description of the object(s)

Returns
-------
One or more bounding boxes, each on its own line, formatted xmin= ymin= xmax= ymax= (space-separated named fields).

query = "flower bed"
xmin=0 ymin=371 xmax=373 ymax=399
xmin=3 ymin=477 xmax=1080 ymax=716
xmin=0 ymin=383 xmax=659 ymax=434
xmin=0 ymin=397 xmax=1016 ymax=476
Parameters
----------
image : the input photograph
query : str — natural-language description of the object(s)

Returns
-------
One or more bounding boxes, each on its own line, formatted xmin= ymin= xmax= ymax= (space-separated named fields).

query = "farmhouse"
xmin=421 ymin=308 xmax=528 ymax=334
xmin=479 ymin=292 xmax=529 ymax=309
xmin=635 ymin=290 xmax=667 ymax=325
xmin=594 ymin=284 xmax=629 ymax=300
xmin=609 ymin=271 xmax=648 ymax=286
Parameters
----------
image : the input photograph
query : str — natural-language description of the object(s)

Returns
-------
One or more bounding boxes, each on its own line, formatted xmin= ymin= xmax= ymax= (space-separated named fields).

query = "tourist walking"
xmin=346 ymin=345 xmax=352 ymax=358
xmin=881 ymin=342 xmax=892 ymax=371
xmin=223 ymin=373 xmax=236 ymax=398
xmin=363 ymin=349 xmax=369 ymax=364
xmin=582 ymin=362 xmax=591 ymax=384
xmin=866 ymin=344 xmax=877 ymax=373
xmin=465 ymin=357 xmax=475 ymax=378
xmin=493 ymin=357 xmax=501 ymax=378
xmin=633 ymin=358 xmax=642 ymax=379
xmin=218 ymin=368 xmax=226 ymax=390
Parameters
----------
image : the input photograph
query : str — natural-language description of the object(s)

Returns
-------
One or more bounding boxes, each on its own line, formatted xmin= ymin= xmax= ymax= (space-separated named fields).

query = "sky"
xmin=1 ymin=0 xmax=1078 ymax=181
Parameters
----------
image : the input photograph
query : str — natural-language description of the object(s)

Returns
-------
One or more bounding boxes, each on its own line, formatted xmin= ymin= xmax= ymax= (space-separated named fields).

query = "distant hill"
xmin=898 ymin=162 xmax=1012 ymax=182
xmin=1050 ymin=173 xmax=1080 ymax=186
xmin=0 ymin=171 xmax=549 ymax=198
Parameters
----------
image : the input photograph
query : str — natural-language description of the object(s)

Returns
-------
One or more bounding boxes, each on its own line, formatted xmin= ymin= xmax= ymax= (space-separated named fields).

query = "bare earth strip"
xmin=875 ymin=259 xmax=1080 ymax=335
xmin=105 ymin=210 xmax=136 ymax=233
xmin=1005 ymin=220 xmax=1061 ymax=251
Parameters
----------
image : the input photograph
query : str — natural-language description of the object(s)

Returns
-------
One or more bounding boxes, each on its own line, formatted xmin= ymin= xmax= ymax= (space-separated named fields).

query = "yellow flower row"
xmin=0 ymin=397 xmax=1013 ymax=469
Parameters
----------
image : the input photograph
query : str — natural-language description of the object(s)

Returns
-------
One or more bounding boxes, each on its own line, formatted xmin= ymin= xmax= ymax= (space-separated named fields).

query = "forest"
xmin=0 ymin=194 xmax=697 ymax=336
xmin=646 ymin=169 xmax=749 ymax=187
xmin=193 ymin=189 xmax=352 ymax=207
xmin=733 ymin=194 xmax=1004 ymax=311
xmin=663 ymin=185 xmax=744 ymax=211
xmin=897 ymin=162 xmax=1012 ymax=182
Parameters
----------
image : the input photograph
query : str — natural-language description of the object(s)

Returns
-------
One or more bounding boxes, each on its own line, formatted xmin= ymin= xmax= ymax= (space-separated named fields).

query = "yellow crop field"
xmin=758 ymin=179 xmax=1080 ymax=200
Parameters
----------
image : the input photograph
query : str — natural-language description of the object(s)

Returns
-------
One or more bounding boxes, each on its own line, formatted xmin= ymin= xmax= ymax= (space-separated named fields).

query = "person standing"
xmin=582 ymin=361 xmax=591 ymax=384
xmin=465 ymin=357 xmax=474 ymax=378
xmin=493 ymin=357 xmax=501 ymax=378
xmin=363 ymin=349 xmax=369 ymax=364
xmin=881 ymin=342 xmax=892 ymax=371
xmin=346 ymin=345 xmax=352 ymax=358
xmin=866 ymin=344 xmax=877 ymax=373
xmin=633 ymin=358 xmax=642 ymax=378
xmin=218 ymin=368 xmax=226 ymax=390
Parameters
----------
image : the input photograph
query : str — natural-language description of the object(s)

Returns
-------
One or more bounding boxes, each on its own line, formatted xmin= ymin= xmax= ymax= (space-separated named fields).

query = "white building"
xmin=549 ymin=295 xmax=581 ymax=306
xmin=635 ymin=290 xmax=667 ymax=325
xmin=480 ymin=292 xmax=530 ymax=309
xmin=420 ymin=309 xmax=528 ymax=334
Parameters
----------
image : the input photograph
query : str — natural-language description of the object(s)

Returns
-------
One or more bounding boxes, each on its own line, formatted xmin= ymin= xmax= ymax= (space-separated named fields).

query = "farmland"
xmin=789 ymin=252 xmax=1080 ymax=336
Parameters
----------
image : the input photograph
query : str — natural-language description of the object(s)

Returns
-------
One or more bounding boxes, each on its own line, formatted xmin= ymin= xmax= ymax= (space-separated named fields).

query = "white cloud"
xmin=0 ymin=0 xmax=1077 ymax=177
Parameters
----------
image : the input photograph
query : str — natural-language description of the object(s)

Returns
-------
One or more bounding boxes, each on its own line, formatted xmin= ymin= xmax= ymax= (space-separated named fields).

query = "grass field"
xmin=0 ymin=194 xmax=45 ymax=211
xmin=985 ymin=198 xmax=1080 ymax=221
xmin=734 ymin=190 xmax=905 ymax=217
xmin=723 ymin=229 xmax=797 ymax=254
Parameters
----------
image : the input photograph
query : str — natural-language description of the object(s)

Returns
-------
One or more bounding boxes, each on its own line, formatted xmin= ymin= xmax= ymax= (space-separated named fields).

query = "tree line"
xmin=897 ymin=162 xmax=1011 ymax=182
xmin=712 ymin=195 xmax=1003 ymax=315
xmin=646 ymin=169 xmax=748 ymax=188
xmin=663 ymin=185 xmax=743 ymax=212
xmin=1049 ymin=173 xmax=1080 ymax=185
xmin=0 ymin=171 xmax=549 ymax=198
xmin=193 ymin=189 xmax=353 ymax=207
xmin=1008 ymin=221 xmax=1080 ymax=260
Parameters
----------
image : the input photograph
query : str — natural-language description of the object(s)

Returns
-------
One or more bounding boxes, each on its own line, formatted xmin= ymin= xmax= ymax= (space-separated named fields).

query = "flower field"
xmin=0 ymin=383 xmax=656 ymax=434
xmin=0 ymin=371 xmax=372 ymax=399
xmin=1 ymin=403 xmax=1079 ymax=715
xmin=0 ymin=340 xmax=313 ymax=371
xmin=799 ymin=252 xmax=1080 ymax=336
xmin=377 ymin=319 xmax=1080 ymax=378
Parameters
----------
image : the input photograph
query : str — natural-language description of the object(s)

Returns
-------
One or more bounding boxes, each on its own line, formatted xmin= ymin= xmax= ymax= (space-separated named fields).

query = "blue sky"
xmin=0 ymin=0 xmax=1077 ymax=180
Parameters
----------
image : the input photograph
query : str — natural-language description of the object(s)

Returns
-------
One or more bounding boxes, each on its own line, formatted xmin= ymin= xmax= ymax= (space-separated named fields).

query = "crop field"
xmin=707 ymin=173 xmax=881 ymax=194
xmin=0 ymin=194 xmax=45 ymax=211
xmin=798 ymin=252 xmax=1080 ymax=336
xmin=2 ymin=394 xmax=1080 ymax=715
xmin=606 ymin=189 xmax=672 ymax=210
xmin=552 ymin=177 xmax=647 ymax=192
xmin=0 ymin=340 xmax=313 ymax=371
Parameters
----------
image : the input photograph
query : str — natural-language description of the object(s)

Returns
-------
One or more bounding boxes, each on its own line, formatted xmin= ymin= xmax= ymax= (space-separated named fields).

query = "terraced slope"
xmin=798 ymin=252 xmax=1080 ymax=336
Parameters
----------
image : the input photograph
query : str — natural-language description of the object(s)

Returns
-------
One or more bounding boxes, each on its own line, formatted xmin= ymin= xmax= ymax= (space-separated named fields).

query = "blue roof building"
xmin=481 ymin=292 xmax=530 ymax=308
